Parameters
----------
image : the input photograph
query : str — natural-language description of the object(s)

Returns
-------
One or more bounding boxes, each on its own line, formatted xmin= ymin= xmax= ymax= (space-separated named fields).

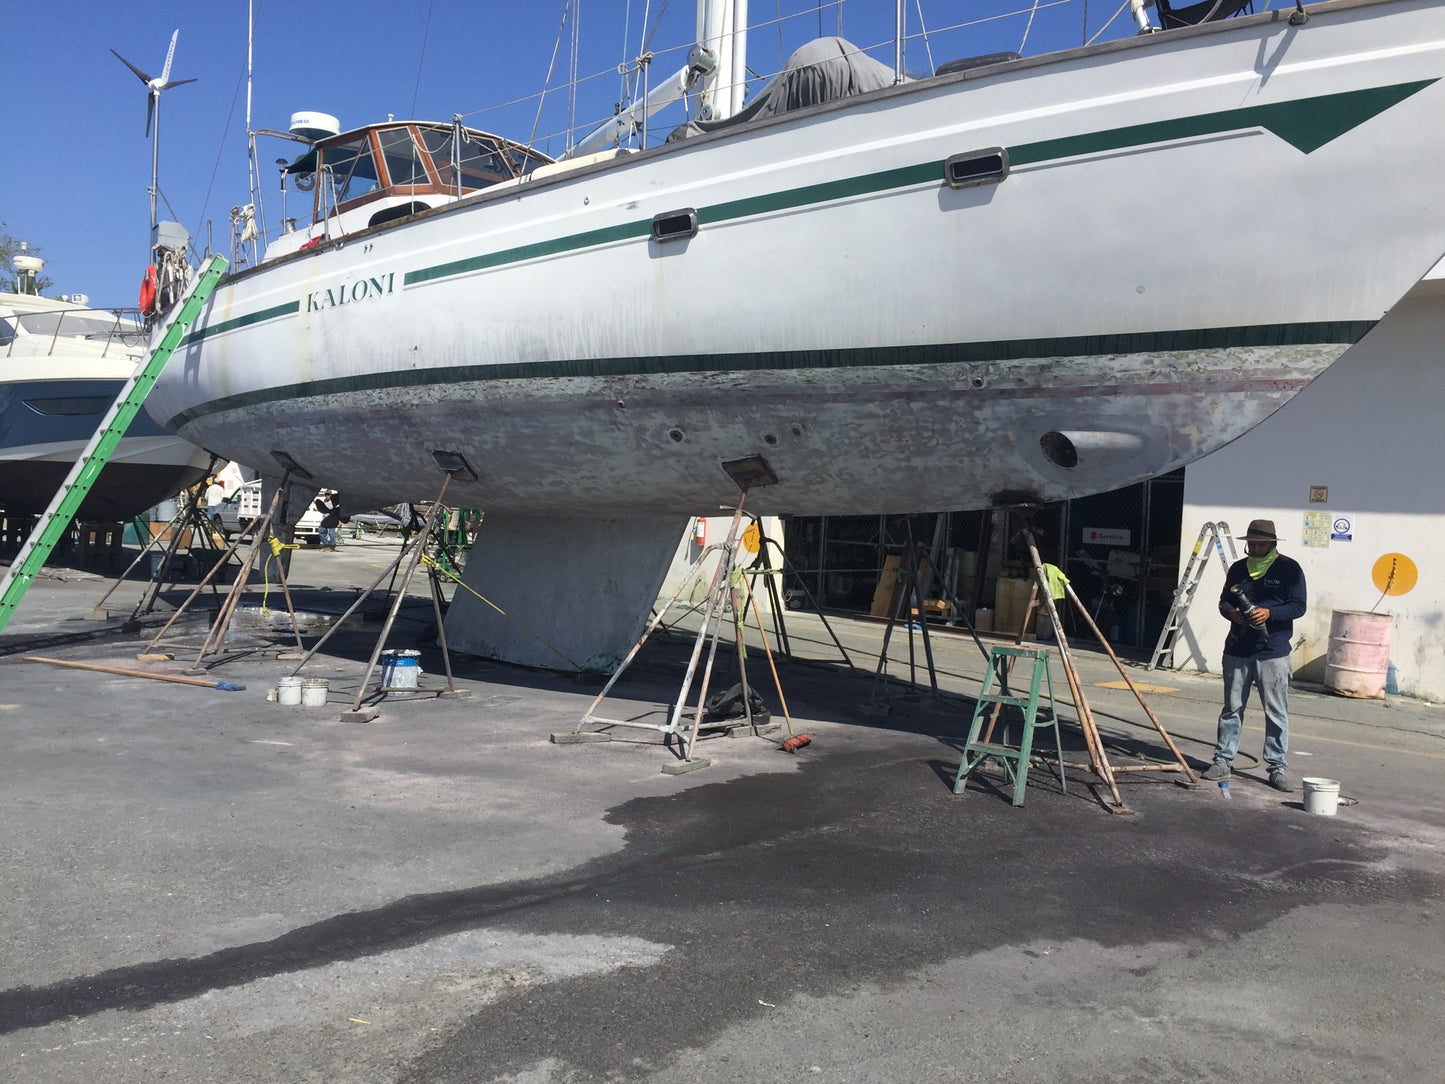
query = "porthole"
xmin=945 ymin=148 xmax=1009 ymax=190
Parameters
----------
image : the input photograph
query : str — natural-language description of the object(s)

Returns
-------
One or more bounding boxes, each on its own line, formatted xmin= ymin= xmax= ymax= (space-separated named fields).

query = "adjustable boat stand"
xmin=287 ymin=468 xmax=469 ymax=720
xmin=562 ymin=456 xmax=790 ymax=772
xmin=141 ymin=473 xmax=307 ymax=669
xmin=1014 ymin=528 xmax=1198 ymax=813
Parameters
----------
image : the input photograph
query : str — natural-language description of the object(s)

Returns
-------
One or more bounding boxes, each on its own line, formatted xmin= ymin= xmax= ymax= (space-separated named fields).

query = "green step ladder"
xmin=0 ymin=255 xmax=227 ymax=636
xmin=953 ymin=645 xmax=1067 ymax=806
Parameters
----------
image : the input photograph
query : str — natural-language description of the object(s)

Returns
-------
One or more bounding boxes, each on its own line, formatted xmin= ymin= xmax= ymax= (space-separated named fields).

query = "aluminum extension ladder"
xmin=1146 ymin=521 xmax=1237 ymax=671
xmin=0 ymin=255 xmax=227 ymax=635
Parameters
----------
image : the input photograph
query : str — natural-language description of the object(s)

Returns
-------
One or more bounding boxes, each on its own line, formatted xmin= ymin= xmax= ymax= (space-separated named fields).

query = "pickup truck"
xmin=209 ymin=480 xmax=325 ymax=544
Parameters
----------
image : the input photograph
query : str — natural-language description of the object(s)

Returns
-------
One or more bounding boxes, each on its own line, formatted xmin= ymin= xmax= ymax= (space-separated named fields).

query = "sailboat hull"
xmin=150 ymin=0 xmax=1445 ymax=514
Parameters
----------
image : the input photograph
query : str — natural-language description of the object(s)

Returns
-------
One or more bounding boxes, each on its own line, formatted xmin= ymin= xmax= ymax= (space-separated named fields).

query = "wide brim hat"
xmin=1239 ymin=519 xmax=1280 ymax=542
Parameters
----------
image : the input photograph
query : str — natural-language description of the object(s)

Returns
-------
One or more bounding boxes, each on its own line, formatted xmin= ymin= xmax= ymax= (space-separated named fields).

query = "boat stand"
xmin=561 ymin=457 xmax=793 ymax=772
xmin=1012 ymin=528 xmax=1198 ymax=813
xmin=286 ymin=466 xmax=470 ymax=721
xmin=868 ymin=513 xmax=1001 ymax=712
xmin=141 ymin=473 xmax=307 ymax=669
xmin=91 ymin=458 xmax=227 ymax=626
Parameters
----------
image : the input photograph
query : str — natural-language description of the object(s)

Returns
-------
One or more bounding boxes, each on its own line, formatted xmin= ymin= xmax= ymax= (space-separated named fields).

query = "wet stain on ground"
xmin=3 ymin=740 xmax=1436 ymax=1081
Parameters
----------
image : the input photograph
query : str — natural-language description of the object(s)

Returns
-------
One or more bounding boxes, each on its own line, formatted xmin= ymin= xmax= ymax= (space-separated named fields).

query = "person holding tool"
xmin=1201 ymin=519 xmax=1307 ymax=792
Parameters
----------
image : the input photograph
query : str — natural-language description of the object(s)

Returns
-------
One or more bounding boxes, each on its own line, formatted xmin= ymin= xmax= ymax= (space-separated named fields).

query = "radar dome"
xmin=289 ymin=112 xmax=340 ymax=141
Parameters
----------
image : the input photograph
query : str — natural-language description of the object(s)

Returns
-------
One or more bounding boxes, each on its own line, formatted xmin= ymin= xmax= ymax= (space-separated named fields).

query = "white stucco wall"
xmin=658 ymin=514 xmax=784 ymax=614
xmin=1175 ymin=282 xmax=1445 ymax=701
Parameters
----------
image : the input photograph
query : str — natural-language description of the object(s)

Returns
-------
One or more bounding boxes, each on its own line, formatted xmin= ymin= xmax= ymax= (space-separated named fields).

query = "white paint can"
xmin=276 ymin=675 xmax=304 ymax=705
xmin=1302 ymin=777 xmax=1342 ymax=816
xmin=301 ymin=678 xmax=330 ymax=707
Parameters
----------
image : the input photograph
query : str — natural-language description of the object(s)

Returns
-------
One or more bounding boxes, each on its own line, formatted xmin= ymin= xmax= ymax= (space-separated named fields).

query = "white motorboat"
xmin=140 ymin=0 xmax=1445 ymax=667
xmin=1 ymin=275 xmax=211 ymax=523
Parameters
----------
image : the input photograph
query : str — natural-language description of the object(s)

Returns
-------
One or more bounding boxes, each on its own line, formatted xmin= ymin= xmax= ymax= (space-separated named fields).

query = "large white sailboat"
xmin=143 ymin=0 xmax=1445 ymax=667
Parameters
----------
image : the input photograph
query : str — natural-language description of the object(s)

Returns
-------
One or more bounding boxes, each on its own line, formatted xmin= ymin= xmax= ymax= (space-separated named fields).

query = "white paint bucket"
xmin=276 ymin=675 xmax=304 ymax=705
xmin=1302 ymin=777 xmax=1342 ymax=816
xmin=380 ymin=649 xmax=421 ymax=689
xmin=300 ymin=678 xmax=330 ymax=707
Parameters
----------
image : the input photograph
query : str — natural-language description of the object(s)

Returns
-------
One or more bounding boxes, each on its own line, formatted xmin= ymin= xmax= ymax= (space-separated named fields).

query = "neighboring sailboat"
xmin=141 ymin=0 xmax=1445 ymax=667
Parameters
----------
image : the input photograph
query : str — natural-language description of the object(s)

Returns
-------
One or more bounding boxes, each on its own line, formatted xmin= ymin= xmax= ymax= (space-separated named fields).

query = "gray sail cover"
xmin=667 ymin=36 xmax=897 ymax=142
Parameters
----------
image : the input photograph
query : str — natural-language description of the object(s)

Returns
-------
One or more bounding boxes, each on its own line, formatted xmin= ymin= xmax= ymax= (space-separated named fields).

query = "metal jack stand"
xmin=142 ymin=474 xmax=307 ymax=669
xmin=288 ymin=463 xmax=472 ymax=721
xmin=1015 ymin=528 xmax=1198 ymax=813
xmin=742 ymin=521 xmax=855 ymax=669
xmin=92 ymin=457 xmax=226 ymax=624
xmin=563 ymin=457 xmax=792 ymax=773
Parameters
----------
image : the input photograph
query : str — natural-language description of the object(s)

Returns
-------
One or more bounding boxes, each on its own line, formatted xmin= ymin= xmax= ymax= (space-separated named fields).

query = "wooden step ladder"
xmin=953 ymin=645 xmax=1066 ymax=806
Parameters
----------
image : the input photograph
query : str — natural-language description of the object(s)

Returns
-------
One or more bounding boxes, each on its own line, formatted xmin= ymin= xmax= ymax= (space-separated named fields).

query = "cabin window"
xmin=320 ymin=136 xmax=382 ymax=204
xmin=421 ymin=129 xmax=514 ymax=192
xmin=377 ymin=128 xmax=433 ymax=188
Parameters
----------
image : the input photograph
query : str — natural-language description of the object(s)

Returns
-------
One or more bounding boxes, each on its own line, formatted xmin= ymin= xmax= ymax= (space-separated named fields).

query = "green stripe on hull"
xmin=164 ymin=320 xmax=1372 ymax=432
xmin=182 ymin=81 xmax=1433 ymax=345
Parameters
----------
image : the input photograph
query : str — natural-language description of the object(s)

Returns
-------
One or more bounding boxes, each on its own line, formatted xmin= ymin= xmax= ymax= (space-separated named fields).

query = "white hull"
xmin=2 ymin=299 xmax=210 ymax=520
xmin=151 ymin=0 xmax=1445 ymax=515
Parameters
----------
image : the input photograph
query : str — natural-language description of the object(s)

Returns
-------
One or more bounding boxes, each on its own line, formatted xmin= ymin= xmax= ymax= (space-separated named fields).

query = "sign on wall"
xmin=1082 ymin=527 xmax=1131 ymax=547
xmin=1302 ymin=510 xmax=1331 ymax=548
xmin=1331 ymin=514 xmax=1354 ymax=542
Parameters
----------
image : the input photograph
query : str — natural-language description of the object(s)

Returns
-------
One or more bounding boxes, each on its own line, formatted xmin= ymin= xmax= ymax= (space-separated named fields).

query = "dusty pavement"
xmin=2 ymin=536 xmax=1444 ymax=1082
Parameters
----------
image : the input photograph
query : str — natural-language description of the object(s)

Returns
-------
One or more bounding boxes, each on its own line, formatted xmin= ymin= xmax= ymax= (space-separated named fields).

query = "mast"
xmin=694 ymin=0 xmax=747 ymax=123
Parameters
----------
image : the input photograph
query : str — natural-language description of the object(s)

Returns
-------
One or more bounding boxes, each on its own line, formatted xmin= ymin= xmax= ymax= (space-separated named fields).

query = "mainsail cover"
xmin=667 ymin=36 xmax=896 ymax=143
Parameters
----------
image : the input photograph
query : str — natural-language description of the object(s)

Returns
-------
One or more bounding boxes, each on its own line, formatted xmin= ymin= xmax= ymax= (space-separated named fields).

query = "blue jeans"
xmin=1215 ymin=653 xmax=1291 ymax=772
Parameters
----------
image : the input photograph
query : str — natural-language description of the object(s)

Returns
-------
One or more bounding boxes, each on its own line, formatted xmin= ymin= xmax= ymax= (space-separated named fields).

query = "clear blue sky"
xmin=3 ymin=0 xmax=1149 ymax=309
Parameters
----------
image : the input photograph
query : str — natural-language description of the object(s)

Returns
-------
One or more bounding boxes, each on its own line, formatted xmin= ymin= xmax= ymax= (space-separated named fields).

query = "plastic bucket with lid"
xmin=1324 ymin=610 xmax=1392 ymax=699
xmin=300 ymin=678 xmax=329 ymax=706
xmin=1302 ymin=777 xmax=1341 ymax=816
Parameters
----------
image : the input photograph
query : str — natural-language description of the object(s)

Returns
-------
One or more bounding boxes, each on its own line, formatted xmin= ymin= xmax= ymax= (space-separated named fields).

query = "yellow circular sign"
xmin=742 ymin=522 xmax=761 ymax=554
xmin=1371 ymin=553 xmax=1418 ymax=596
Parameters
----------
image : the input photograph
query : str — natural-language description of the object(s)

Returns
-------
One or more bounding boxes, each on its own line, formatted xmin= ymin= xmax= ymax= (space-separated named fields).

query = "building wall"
xmin=1177 ymin=283 xmax=1445 ymax=701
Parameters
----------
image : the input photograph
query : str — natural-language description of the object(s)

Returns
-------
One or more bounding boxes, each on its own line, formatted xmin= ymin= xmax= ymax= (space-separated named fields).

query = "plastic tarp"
xmin=666 ymin=36 xmax=896 ymax=143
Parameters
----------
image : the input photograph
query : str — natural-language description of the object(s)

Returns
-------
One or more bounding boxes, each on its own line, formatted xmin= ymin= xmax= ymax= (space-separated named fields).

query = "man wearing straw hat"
xmin=1200 ymin=519 xmax=1307 ymax=793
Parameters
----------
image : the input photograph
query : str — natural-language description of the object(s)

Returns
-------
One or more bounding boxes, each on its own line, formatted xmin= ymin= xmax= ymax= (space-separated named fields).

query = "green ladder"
xmin=953 ymin=645 xmax=1067 ymax=806
xmin=0 ymin=256 xmax=227 ymax=636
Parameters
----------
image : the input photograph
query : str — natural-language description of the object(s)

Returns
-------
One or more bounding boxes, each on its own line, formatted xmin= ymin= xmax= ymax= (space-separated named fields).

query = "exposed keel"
xmin=445 ymin=514 xmax=687 ymax=671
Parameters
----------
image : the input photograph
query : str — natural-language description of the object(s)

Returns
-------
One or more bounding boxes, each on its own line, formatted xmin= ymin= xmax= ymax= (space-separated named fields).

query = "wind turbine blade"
xmin=161 ymin=77 xmax=199 ymax=90
xmin=146 ymin=94 xmax=156 ymax=138
xmin=161 ymin=29 xmax=178 ymax=84
xmin=110 ymin=48 xmax=154 ymax=85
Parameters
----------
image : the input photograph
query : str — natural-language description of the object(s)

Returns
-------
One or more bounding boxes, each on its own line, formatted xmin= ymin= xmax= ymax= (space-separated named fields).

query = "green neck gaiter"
xmin=1246 ymin=547 xmax=1278 ymax=580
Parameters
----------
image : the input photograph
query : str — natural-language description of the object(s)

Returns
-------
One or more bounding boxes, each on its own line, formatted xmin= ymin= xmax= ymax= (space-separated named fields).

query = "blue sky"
xmin=3 ymin=1 xmax=1150 ymax=309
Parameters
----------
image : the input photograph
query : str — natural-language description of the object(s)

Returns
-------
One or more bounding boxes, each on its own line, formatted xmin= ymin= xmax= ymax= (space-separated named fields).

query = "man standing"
xmin=1201 ymin=519 xmax=1307 ymax=793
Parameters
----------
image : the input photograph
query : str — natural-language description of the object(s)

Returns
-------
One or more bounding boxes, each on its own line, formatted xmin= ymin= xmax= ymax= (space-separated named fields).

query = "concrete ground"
xmin=2 ymin=535 xmax=1443 ymax=1083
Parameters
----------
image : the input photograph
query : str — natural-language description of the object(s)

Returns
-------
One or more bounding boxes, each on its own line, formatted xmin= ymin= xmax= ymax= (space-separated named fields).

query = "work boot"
xmin=1269 ymin=770 xmax=1295 ymax=793
xmin=1200 ymin=760 xmax=1231 ymax=781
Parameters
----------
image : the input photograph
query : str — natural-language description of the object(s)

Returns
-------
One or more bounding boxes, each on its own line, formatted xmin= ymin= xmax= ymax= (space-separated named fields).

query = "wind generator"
xmin=111 ymin=30 xmax=197 ymax=317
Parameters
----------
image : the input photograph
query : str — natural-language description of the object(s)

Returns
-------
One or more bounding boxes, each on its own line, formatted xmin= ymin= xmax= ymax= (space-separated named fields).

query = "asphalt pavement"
xmin=2 ymin=535 xmax=1443 ymax=1082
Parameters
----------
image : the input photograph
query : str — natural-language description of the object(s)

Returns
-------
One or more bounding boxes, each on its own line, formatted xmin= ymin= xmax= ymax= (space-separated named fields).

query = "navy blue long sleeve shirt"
xmin=1218 ymin=552 xmax=1307 ymax=661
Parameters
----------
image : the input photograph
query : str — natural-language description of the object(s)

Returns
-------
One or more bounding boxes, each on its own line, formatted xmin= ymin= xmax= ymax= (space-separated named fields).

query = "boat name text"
xmin=306 ymin=273 xmax=396 ymax=312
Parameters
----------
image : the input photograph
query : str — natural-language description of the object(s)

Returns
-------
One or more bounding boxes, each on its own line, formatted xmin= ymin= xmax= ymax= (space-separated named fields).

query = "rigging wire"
xmin=913 ymin=0 xmax=935 ymax=77
xmin=410 ymin=0 xmax=435 ymax=117
xmin=530 ymin=1 xmax=574 ymax=149
xmin=1089 ymin=0 xmax=1136 ymax=43
xmin=1019 ymin=0 xmax=1043 ymax=51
